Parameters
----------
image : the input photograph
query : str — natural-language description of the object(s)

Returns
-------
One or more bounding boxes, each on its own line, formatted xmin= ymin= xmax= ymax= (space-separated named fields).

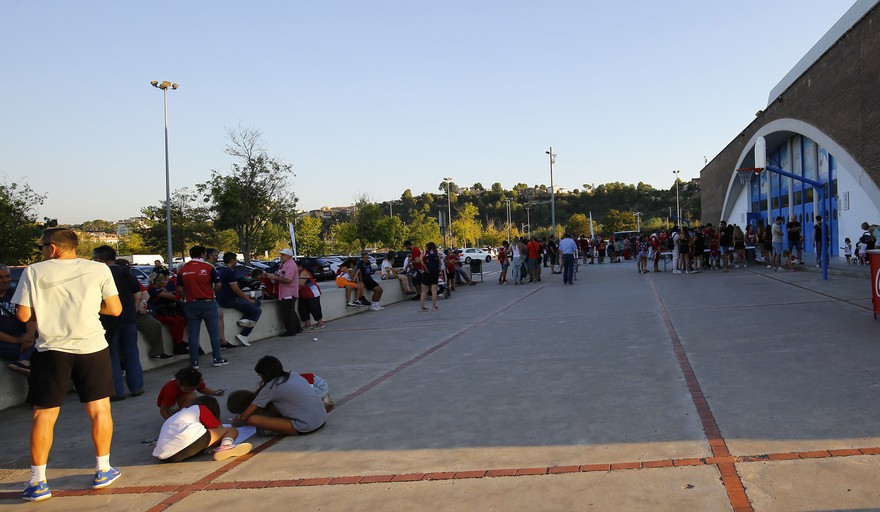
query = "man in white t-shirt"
xmin=12 ymin=228 xmax=123 ymax=501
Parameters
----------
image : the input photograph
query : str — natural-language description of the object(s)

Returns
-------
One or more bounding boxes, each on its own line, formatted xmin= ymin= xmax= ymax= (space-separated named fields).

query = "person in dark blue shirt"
xmin=216 ymin=253 xmax=261 ymax=347
xmin=355 ymin=253 xmax=384 ymax=311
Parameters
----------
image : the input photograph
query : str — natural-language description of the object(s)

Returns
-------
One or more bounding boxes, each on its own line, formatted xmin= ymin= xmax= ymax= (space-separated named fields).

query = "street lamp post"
xmin=151 ymin=80 xmax=179 ymax=267
xmin=525 ymin=204 xmax=531 ymax=239
xmin=546 ymin=148 xmax=556 ymax=237
xmin=443 ymin=177 xmax=453 ymax=247
xmin=634 ymin=211 xmax=643 ymax=233
xmin=505 ymin=198 xmax=512 ymax=243
xmin=672 ymin=170 xmax=681 ymax=221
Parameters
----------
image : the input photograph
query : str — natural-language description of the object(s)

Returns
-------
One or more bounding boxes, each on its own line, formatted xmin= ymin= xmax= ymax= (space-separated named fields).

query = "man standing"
xmin=404 ymin=241 xmax=424 ymax=299
xmin=558 ymin=233 xmax=578 ymax=285
xmin=771 ymin=216 xmax=785 ymax=271
xmin=786 ymin=215 xmax=802 ymax=264
xmin=814 ymin=215 xmax=828 ymax=267
xmin=13 ymin=228 xmax=123 ymax=501
xmin=216 ymin=252 xmax=262 ymax=347
xmin=527 ymin=237 xmax=542 ymax=282
xmin=177 ymin=246 xmax=227 ymax=369
xmin=267 ymin=248 xmax=303 ymax=336
xmin=0 ymin=263 xmax=36 ymax=376
xmin=92 ymin=246 xmax=144 ymax=401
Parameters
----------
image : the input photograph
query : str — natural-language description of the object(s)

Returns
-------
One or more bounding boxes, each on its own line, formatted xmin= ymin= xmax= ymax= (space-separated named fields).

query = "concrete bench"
xmin=0 ymin=279 xmax=407 ymax=410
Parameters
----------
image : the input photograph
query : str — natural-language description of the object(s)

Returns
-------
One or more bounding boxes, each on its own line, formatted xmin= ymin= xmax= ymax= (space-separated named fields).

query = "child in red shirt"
xmin=157 ymin=367 xmax=225 ymax=419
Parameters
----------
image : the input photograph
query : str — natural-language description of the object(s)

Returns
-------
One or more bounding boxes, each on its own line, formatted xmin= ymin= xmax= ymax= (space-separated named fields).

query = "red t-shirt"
xmin=497 ymin=248 xmax=508 ymax=264
xmin=409 ymin=246 xmax=424 ymax=270
xmin=197 ymin=404 xmax=221 ymax=429
xmin=177 ymin=260 xmax=219 ymax=302
xmin=527 ymin=241 xmax=540 ymax=259
xmin=156 ymin=378 xmax=207 ymax=408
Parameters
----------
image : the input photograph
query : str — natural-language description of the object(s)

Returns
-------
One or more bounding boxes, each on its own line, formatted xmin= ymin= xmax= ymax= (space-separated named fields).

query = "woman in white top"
xmin=511 ymin=237 xmax=523 ymax=284
xmin=382 ymin=252 xmax=414 ymax=294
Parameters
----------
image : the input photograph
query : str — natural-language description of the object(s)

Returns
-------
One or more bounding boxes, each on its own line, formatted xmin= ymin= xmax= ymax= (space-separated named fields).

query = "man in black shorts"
xmin=356 ymin=252 xmax=384 ymax=311
xmin=12 ymin=228 xmax=123 ymax=501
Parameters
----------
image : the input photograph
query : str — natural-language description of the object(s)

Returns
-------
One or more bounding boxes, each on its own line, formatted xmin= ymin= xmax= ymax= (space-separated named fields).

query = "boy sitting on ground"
xmin=157 ymin=367 xmax=225 ymax=419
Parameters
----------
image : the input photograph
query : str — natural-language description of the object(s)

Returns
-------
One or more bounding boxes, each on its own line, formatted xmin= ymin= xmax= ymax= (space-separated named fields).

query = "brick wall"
xmin=701 ymin=4 xmax=880 ymax=223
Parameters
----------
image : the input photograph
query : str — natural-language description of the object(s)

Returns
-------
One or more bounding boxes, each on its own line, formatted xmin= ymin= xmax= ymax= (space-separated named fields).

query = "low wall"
xmin=0 ymin=278 xmax=408 ymax=410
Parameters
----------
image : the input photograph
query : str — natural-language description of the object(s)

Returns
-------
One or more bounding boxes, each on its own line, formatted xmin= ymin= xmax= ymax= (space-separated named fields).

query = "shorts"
xmin=772 ymin=242 xmax=783 ymax=254
xmin=362 ymin=277 xmax=380 ymax=291
xmin=422 ymin=270 xmax=440 ymax=286
xmin=162 ymin=431 xmax=212 ymax=463
xmin=500 ymin=261 xmax=509 ymax=270
xmin=734 ymin=241 xmax=745 ymax=250
xmin=28 ymin=347 xmax=115 ymax=408
xmin=788 ymin=240 xmax=800 ymax=251
xmin=719 ymin=245 xmax=729 ymax=255
xmin=335 ymin=276 xmax=358 ymax=289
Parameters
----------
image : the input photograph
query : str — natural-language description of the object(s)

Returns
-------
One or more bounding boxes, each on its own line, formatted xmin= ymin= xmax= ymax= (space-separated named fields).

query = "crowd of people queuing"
xmin=5 ymin=219 xmax=878 ymax=501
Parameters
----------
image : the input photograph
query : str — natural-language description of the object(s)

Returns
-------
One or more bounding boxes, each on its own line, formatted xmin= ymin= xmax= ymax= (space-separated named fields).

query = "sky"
xmin=0 ymin=1 xmax=857 ymax=225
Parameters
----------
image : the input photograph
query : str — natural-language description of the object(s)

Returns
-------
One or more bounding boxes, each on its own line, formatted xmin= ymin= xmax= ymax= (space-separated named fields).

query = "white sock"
xmin=96 ymin=454 xmax=111 ymax=471
xmin=30 ymin=464 xmax=46 ymax=484
xmin=220 ymin=437 xmax=234 ymax=447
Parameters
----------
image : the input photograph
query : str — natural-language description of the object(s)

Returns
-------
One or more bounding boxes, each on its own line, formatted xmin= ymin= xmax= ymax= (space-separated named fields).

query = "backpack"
xmin=426 ymin=250 xmax=440 ymax=272
xmin=665 ymin=234 xmax=676 ymax=251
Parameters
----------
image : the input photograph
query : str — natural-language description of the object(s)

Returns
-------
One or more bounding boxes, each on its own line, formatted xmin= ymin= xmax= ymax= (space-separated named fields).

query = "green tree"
xmin=200 ymin=126 xmax=297 ymax=262
xmin=567 ymin=213 xmax=592 ymax=237
xmin=80 ymin=219 xmax=117 ymax=233
xmin=349 ymin=198 xmax=385 ymax=251
xmin=138 ymin=187 xmax=217 ymax=259
xmin=481 ymin=220 xmax=505 ymax=247
xmin=451 ymin=203 xmax=482 ymax=246
xmin=295 ymin=216 xmax=325 ymax=256
xmin=0 ymin=179 xmax=46 ymax=264
xmin=376 ymin=215 xmax=407 ymax=250
xmin=328 ymin=221 xmax=360 ymax=255
xmin=405 ymin=211 xmax=441 ymax=247
xmin=603 ymin=209 xmax=636 ymax=234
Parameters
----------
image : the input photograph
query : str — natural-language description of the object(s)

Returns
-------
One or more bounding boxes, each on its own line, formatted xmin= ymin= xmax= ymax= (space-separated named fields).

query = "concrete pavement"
xmin=1 ymin=258 xmax=879 ymax=511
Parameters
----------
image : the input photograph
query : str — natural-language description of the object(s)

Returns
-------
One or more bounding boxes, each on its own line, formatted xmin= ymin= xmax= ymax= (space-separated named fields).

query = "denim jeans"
xmin=108 ymin=322 xmax=143 ymax=396
xmin=512 ymin=257 xmax=522 ymax=283
xmin=562 ymin=254 xmax=575 ymax=283
xmin=218 ymin=296 xmax=262 ymax=336
xmin=184 ymin=300 xmax=222 ymax=363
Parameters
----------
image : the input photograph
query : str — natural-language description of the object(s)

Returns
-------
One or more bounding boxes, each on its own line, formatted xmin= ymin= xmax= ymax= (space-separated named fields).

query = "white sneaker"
xmin=672 ymin=270 xmax=681 ymax=274
xmin=767 ymin=265 xmax=772 ymax=269
xmin=370 ymin=304 xmax=384 ymax=311
xmin=235 ymin=334 xmax=251 ymax=346
xmin=213 ymin=442 xmax=252 ymax=461
xmin=236 ymin=319 xmax=256 ymax=328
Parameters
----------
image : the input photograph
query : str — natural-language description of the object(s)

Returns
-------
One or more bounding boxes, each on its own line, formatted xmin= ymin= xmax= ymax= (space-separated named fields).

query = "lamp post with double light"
xmin=672 ymin=169 xmax=681 ymax=221
xmin=443 ymin=177 xmax=453 ymax=247
xmin=546 ymin=148 xmax=556 ymax=237
xmin=151 ymin=80 xmax=179 ymax=266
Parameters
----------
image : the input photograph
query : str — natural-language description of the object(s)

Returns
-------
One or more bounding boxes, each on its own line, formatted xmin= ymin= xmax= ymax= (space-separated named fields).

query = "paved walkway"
xmin=1 ymin=259 xmax=879 ymax=511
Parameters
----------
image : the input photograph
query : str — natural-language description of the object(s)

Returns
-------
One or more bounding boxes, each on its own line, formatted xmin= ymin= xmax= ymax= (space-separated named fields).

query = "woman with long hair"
xmin=231 ymin=356 xmax=327 ymax=436
xmin=418 ymin=242 xmax=441 ymax=311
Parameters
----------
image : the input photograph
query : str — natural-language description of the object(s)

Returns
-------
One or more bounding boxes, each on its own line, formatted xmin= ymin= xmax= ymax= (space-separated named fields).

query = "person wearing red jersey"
xmin=177 ymin=246 xmax=226 ymax=370
xmin=497 ymin=241 xmax=510 ymax=284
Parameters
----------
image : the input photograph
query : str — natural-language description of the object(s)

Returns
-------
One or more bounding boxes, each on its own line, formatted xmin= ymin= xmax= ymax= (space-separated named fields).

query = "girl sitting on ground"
xmin=229 ymin=356 xmax=328 ymax=436
xmin=152 ymin=395 xmax=251 ymax=462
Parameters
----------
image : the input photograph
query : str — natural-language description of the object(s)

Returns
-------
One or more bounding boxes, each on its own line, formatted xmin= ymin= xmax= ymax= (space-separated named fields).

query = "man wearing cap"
xmin=267 ymin=249 xmax=302 ymax=336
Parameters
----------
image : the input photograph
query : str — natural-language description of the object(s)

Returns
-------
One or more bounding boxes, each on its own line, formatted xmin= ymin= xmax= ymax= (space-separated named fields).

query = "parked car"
xmin=129 ymin=266 xmax=152 ymax=288
xmin=296 ymin=257 xmax=334 ymax=282
xmin=458 ymin=247 xmax=492 ymax=263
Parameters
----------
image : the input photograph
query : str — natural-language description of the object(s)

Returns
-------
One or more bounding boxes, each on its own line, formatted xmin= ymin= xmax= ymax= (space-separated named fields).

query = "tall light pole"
xmin=505 ymin=198 xmax=512 ymax=243
xmin=388 ymin=199 xmax=398 ymax=217
xmin=633 ymin=211 xmax=643 ymax=233
xmin=672 ymin=169 xmax=681 ymax=221
xmin=546 ymin=148 xmax=556 ymax=237
xmin=525 ymin=204 xmax=531 ymax=239
xmin=443 ymin=177 xmax=453 ymax=247
xmin=151 ymin=80 xmax=179 ymax=267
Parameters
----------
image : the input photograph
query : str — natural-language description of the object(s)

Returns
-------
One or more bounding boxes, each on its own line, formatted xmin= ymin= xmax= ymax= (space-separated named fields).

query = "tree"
xmin=200 ymin=126 xmax=297 ymax=262
xmin=0 ymin=179 xmax=46 ymax=264
xmin=138 ymin=187 xmax=217 ymax=259
xmin=481 ymin=220 xmax=505 ymax=247
xmin=294 ymin=216 xmax=325 ymax=256
xmin=80 ymin=219 xmax=117 ymax=233
xmin=405 ymin=211 xmax=441 ymax=247
xmin=451 ymin=203 xmax=482 ymax=246
xmin=567 ymin=213 xmax=592 ymax=237
xmin=350 ymin=197 xmax=385 ymax=252
xmin=376 ymin=215 xmax=407 ymax=250
xmin=602 ymin=209 xmax=636 ymax=234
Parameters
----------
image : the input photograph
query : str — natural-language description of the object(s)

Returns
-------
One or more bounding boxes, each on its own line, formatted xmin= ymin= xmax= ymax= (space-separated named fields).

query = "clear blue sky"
xmin=0 ymin=1 xmax=855 ymax=224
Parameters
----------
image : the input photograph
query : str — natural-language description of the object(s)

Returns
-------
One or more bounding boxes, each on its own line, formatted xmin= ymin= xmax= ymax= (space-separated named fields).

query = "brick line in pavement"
xmin=3 ymin=447 xmax=875 ymax=501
